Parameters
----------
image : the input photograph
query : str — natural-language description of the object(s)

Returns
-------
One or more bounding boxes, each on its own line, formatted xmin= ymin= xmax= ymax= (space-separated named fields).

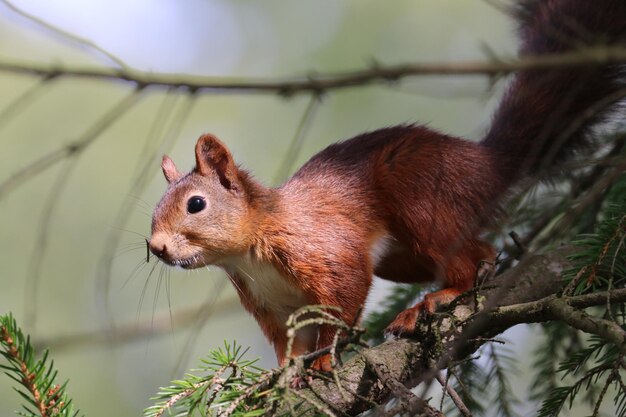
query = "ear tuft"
xmin=194 ymin=134 xmax=239 ymax=190
xmin=161 ymin=155 xmax=182 ymax=183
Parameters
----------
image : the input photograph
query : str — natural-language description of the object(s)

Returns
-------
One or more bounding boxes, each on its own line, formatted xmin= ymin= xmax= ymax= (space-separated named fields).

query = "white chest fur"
xmin=222 ymin=234 xmax=390 ymax=321
xmin=223 ymin=255 xmax=308 ymax=318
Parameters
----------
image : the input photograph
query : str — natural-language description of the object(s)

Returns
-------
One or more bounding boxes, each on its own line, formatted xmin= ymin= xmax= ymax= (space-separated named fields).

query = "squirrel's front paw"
xmin=289 ymin=355 xmax=333 ymax=389
xmin=384 ymin=303 xmax=425 ymax=338
xmin=310 ymin=354 xmax=333 ymax=373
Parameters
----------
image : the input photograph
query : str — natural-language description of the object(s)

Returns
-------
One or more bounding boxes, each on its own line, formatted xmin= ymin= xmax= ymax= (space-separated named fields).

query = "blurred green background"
xmin=0 ymin=1 xmax=522 ymax=416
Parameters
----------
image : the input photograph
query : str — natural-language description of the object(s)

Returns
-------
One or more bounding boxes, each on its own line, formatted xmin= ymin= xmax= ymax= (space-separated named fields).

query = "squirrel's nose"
xmin=148 ymin=233 xmax=169 ymax=259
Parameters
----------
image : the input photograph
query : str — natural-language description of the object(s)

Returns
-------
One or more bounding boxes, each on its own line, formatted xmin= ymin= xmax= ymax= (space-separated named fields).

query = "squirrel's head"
xmin=149 ymin=134 xmax=260 ymax=269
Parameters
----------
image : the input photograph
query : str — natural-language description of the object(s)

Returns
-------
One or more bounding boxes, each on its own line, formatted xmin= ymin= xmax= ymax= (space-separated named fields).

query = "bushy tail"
xmin=481 ymin=0 xmax=626 ymax=183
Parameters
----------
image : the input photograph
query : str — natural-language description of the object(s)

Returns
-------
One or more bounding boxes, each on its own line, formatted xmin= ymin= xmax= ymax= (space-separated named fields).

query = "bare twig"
xmin=272 ymin=93 xmax=322 ymax=184
xmin=24 ymin=160 xmax=77 ymax=328
xmin=0 ymin=88 xmax=145 ymax=199
xmin=0 ymin=46 xmax=625 ymax=95
xmin=436 ymin=372 xmax=472 ymax=417
xmin=19 ymin=89 xmax=145 ymax=327
xmin=34 ymin=296 xmax=239 ymax=352
xmin=0 ymin=78 xmax=54 ymax=131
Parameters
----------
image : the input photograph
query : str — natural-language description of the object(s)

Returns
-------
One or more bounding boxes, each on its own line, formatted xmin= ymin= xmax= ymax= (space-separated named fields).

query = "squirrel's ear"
xmin=194 ymin=134 xmax=239 ymax=191
xmin=161 ymin=155 xmax=182 ymax=183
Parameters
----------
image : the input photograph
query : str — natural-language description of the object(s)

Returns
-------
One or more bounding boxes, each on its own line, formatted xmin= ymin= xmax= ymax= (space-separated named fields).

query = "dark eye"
xmin=187 ymin=196 xmax=206 ymax=214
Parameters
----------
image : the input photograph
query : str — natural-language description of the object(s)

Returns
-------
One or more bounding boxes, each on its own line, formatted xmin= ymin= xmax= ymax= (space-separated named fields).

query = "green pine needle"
xmin=532 ymin=173 xmax=626 ymax=416
xmin=0 ymin=313 xmax=82 ymax=417
xmin=144 ymin=341 xmax=276 ymax=417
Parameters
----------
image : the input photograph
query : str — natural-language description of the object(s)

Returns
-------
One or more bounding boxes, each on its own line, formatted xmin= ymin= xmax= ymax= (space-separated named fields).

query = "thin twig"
xmin=272 ymin=93 xmax=322 ymax=184
xmin=0 ymin=78 xmax=54 ymax=131
xmin=34 ymin=296 xmax=239 ymax=351
xmin=591 ymin=369 xmax=617 ymax=417
xmin=21 ymin=89 xmax=145 ymax=327
xmin=24 ymin=160 xmax=78 ymax=328
xmin=0 ymin=88 xmax=145 ymax=199
xmin=436 ymin=372 xmax=472 ymax=417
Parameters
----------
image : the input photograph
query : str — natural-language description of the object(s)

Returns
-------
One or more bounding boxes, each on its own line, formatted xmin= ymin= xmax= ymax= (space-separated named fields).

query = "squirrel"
xmin=149 ymin=0 xmax=625 ymax=373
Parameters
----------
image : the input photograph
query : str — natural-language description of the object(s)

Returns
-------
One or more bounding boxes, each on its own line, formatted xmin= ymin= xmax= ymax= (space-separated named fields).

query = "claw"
xmin=384 ymin=303 xmax=424 ymax=338
xmin=290 ymin=374 xmax=310 ymax=389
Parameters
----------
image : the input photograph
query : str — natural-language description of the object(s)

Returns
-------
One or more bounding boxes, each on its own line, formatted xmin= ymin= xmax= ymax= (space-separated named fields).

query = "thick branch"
xmin=284 ymin=246 xmax=626 ymax=415
xmin=496 ymin=295 xmax=626 ymax=354
xmin=1 ymin=46 xmax=625 ymax=95
xmin=549 ymin=299 xmax=626 ymax=352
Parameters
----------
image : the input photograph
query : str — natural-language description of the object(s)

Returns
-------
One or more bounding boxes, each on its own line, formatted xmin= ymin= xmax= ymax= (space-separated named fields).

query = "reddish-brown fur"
xmin=149 ymin=0 xmax=625 ymax=372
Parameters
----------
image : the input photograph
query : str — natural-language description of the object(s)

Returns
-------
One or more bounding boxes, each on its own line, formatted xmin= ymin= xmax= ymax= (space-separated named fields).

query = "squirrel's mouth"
xmin=148 ymin=236 xmax=213 ymax=269
xmin=168 ymin=255 xmax=201 ymax=269
xmin=156 ymin=254 xmax=203 ymax=269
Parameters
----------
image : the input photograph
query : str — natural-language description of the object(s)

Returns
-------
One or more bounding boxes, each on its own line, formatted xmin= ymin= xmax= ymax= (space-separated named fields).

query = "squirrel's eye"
xmin=187 ymin=196 xmax=206 ymax=214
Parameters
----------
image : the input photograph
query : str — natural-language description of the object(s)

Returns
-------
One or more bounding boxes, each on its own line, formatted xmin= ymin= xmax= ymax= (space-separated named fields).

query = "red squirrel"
xmin=149 ymin=0 xmax=625 ymax=372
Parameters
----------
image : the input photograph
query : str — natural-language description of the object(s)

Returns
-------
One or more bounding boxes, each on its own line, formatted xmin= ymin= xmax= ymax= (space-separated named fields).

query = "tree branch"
xmin=1 ymin=46 xmax=625 ymax=95
xmin=546 ymin=299 xmax=626 ymax=354
xmin=280 ymin=246 xmax=626 ymax=415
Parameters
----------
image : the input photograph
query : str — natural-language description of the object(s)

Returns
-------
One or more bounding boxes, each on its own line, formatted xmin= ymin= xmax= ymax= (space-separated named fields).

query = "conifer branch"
xmin=0 ymin=314 xmax=81 ymax=417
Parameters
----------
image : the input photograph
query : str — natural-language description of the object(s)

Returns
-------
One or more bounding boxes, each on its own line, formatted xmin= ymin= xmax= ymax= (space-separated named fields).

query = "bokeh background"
xmin=0 ymin=1 xmax=527 ymax=416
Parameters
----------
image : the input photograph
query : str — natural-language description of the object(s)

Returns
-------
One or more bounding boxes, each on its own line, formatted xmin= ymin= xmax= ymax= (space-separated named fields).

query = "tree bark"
xmin=281 ymin=245 xmax=625 ymax=416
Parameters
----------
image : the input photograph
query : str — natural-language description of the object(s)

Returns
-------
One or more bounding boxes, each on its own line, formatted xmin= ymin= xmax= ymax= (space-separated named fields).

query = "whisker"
xmin=118 ymin=241 xmax=146 ymax=250
xmin=126 ymin=193 xmax=153 ymax=211
xmin=165 ymin=268 xmax=173 ymax=331
xmin=152 ymin=265 xmax=165 ymax=329
xmin=137 ymin=260 xmax=159 ymax=319
xmin=113 ymin=243 xmax=146 ymax=259
xmin=110 ymin=225 xmax=148 ymax=239
xmin=121 ymin=258 xmax=149 ymax=290
xmin=221 ymin=268 xmax=244 ymax=296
